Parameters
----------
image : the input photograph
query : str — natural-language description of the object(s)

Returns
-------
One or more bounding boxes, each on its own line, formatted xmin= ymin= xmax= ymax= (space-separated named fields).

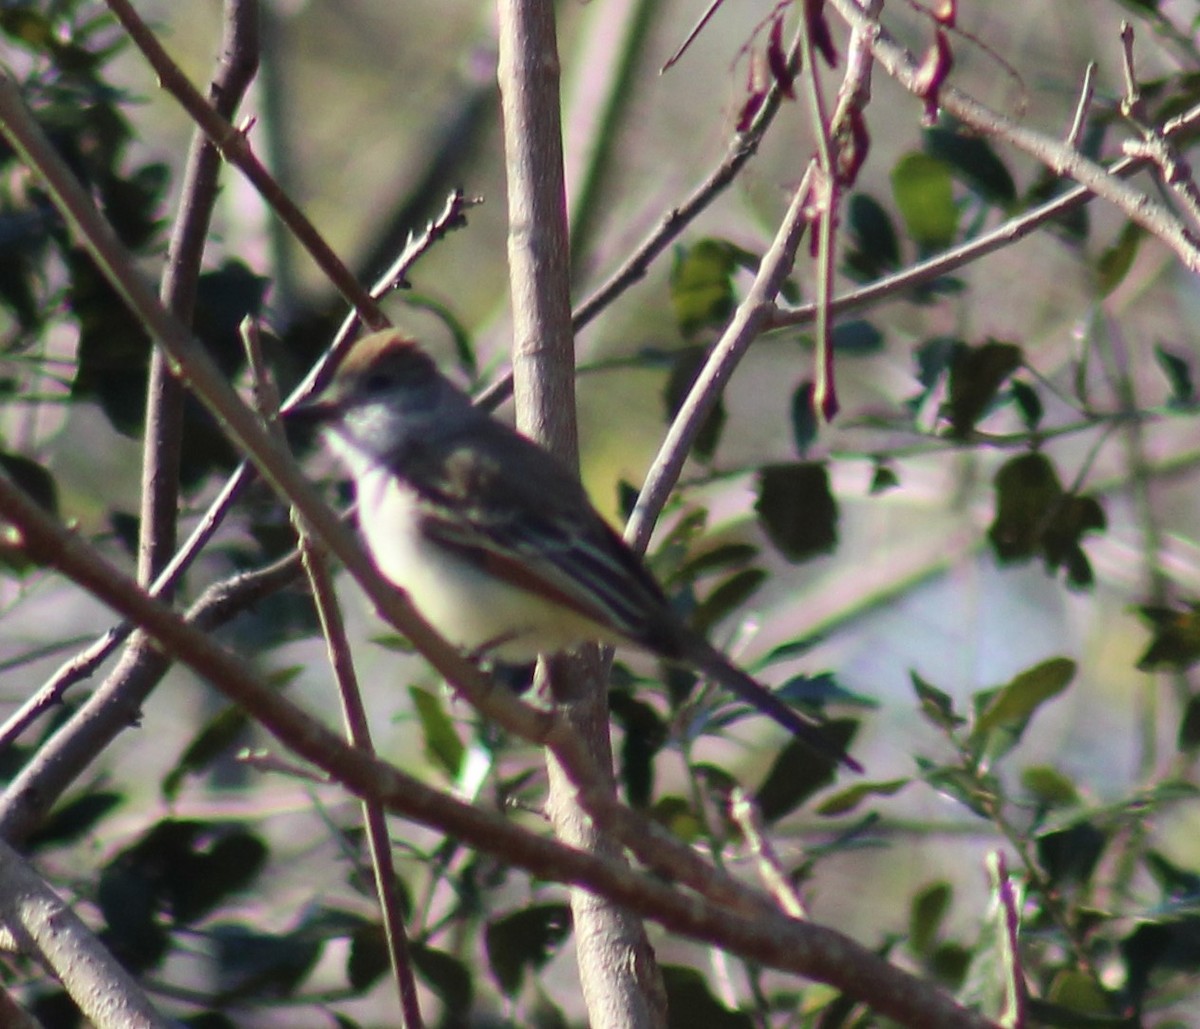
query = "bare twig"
xmin=101 ymin=0 xmax=388 ymax=329
xmin=1065 ymin=62 xmax=1096 ymax=150
xmin=244 ymin=324 xmax=424 ymax=1028
xmin=1117 ymin=22 xmax=1200 ymax=228
xmin=729 ymin=789 xmax=807 ymax=919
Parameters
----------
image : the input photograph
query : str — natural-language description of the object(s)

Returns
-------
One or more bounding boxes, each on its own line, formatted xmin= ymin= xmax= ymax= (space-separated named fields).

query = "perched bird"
xmin=294 ymin=329 xmax=859 ymax=771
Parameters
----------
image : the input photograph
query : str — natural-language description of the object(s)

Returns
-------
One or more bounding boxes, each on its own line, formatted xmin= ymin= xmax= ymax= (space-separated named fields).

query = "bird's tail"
xmin=682 ymin=634 xmax=863 ymax=773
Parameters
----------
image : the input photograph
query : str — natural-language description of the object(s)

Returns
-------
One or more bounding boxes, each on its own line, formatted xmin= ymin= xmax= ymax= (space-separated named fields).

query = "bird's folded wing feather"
xmin=408 ymin=432 xmax=672 ymax=645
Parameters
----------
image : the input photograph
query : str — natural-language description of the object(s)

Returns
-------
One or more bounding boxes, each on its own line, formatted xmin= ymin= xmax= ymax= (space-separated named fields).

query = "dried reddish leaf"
xmin=767 ymin=13 xmax=796 ymax=98
xmin=805 ymin=0 xmax=838 ymax=68
xmin=914 ymin=29 xmax=953 ymax=125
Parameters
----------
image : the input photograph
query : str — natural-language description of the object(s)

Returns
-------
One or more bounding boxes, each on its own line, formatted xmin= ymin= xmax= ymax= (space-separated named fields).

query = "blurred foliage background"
xmin=1 ymin=0 xmax=1199 ymax=1025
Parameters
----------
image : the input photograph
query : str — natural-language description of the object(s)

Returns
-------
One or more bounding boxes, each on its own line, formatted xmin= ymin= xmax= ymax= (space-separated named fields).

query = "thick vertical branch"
xmin=495 ymin=2 xmax=665 ymax=1026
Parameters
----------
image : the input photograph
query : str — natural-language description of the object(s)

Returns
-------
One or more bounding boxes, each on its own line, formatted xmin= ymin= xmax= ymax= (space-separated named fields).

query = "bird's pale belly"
xmin=357 ymin=468 xmax=620 ymax=661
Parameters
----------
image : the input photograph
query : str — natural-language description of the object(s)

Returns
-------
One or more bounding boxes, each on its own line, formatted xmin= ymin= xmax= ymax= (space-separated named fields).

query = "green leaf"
xmin=670 ymin=239 xmax=737 ymax=336
xmin=1021 ymin=765 xmax=1081 ymax=808
xmin=408 ymin=686 xmax=465 ymax=778
xmin=947 ymin=340 xmax=1023 ymax=438
xmin=909 ymin=881 xmax=953 ymax=957
xmin=971 ymin=657 xmax=1076 ymax=739
xmin=870 ymin=460 xmax=900 ymax=494
xmin=484 ymin=904 xmax=572 ymax=997
xmin=1155 ymin=343 xmax=1195 ymax=407
xmin=755 ymin=462 xmax=838 ymax=562
xmin=690 ymin=568 xmax=766 ymax=637
xmin=891 ymin=152 xmax=959 ymax=249
xmin=161 ymin=705 xmax=250 ymax=801
xmin=0 ymin=452 xmax=59 ymax=516
xmin=911 ymin=671 xmax=965 ymax=732
xmin=1095 ymin=220 xmax=1144 ymax=297
xmin=920 ymin=762 xmax=996 ymax=819
xmin=1136 ymin=602 xmax=1200 ymax=672
xmin=816 ymin=778 xmax=909 ymax=817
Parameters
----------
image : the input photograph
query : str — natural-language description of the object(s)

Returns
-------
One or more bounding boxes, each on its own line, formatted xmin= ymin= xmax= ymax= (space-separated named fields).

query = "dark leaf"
xmin=484 ymin=904 xmax=572 ymax=997
xmin=412 ymin=943 xmax=473 ymax=1017
xmin=844 ymin=193 xmax=900 ymax=280
xmin=211 ymin=923 xmax=321 ymax=998
xmin=1154 ymin=343 xmax=1194 ymax=407
xmin=1010 ymin=379 xmax=1043 ymax=430
xmin=909 ymin=881 xmax=953 ymax=956
xmin=347 ymin=923 xmax=389 ymax=991
xmin=690 ymin=568 xmax=766 ymax=637
xmin=1095 ymin=220 xmax=1144 ymax=298
xmin=946 ymin=339 xmax=1023 ymax=438
xmin=756 ymin=729 xmax=850 ymax=821
xmin=408 ymin=686 xmax=465 ymax=778
xmin=755 ymin=462 xmax=838 ymax=562
xmin=0 ymin=451 xmax=58 ymax=515
xmin=1179 ymin=693 xmax=1200 ymax=751
xmin=832 ymin=319 xmax=885 ymax=353
xmin=609 ymin=692 xmax=667 ymax=808
xmin=664 ymin=345 xmax=726 ymax=459
xmin=870 ymin=460 xmax=900 ymax=494
xmin=791 ymin=381 xmax=819 ymax=456
xmin=925 ymin=124 xmax=1016 ymax=206
xmin=662 ymin=964 xmax=755 ymax=1028
xmin=1037 ymin=820 xmax=1109 ymax=888
xmin=161 ymin=705 xmax=250 ymax=801
xmin=1136 ymin=602 xmax=1200 ymax=672
xmin=26 ymin=790 xmax=122 ymax=850
xmin=911 ymin=670 xmax=965 ymax=732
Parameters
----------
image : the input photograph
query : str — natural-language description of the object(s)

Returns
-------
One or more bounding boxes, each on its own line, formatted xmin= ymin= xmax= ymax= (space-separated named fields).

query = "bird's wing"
xmin=406 ymin=427 xmax=673 ymax=645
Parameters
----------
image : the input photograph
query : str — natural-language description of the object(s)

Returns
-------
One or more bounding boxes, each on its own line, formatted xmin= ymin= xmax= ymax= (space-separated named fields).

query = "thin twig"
xmin=244 ymin=321 xmax=424 ymax=1028
xmin=828 ymin=0 xmax=1200 ymax=270
xmin=102 ymin=0 xmax=389 ymax=329
xmin=767 ymin=99 xmax=1200 ymax=331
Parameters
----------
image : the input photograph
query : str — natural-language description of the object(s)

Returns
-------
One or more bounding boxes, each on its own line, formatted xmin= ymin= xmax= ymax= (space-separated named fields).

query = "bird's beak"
xmin=283 ymin=393 xmax=341 ymax=426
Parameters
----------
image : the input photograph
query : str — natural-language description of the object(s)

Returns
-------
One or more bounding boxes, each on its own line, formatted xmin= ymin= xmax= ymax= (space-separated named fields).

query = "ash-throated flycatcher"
xmin=295 ymin=330 xmax=859 ymax=771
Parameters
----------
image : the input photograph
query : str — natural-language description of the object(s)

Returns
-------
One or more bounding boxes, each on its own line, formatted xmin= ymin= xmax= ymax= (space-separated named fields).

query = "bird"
xmin=292 ymin=329 xmax=860 ymax=771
